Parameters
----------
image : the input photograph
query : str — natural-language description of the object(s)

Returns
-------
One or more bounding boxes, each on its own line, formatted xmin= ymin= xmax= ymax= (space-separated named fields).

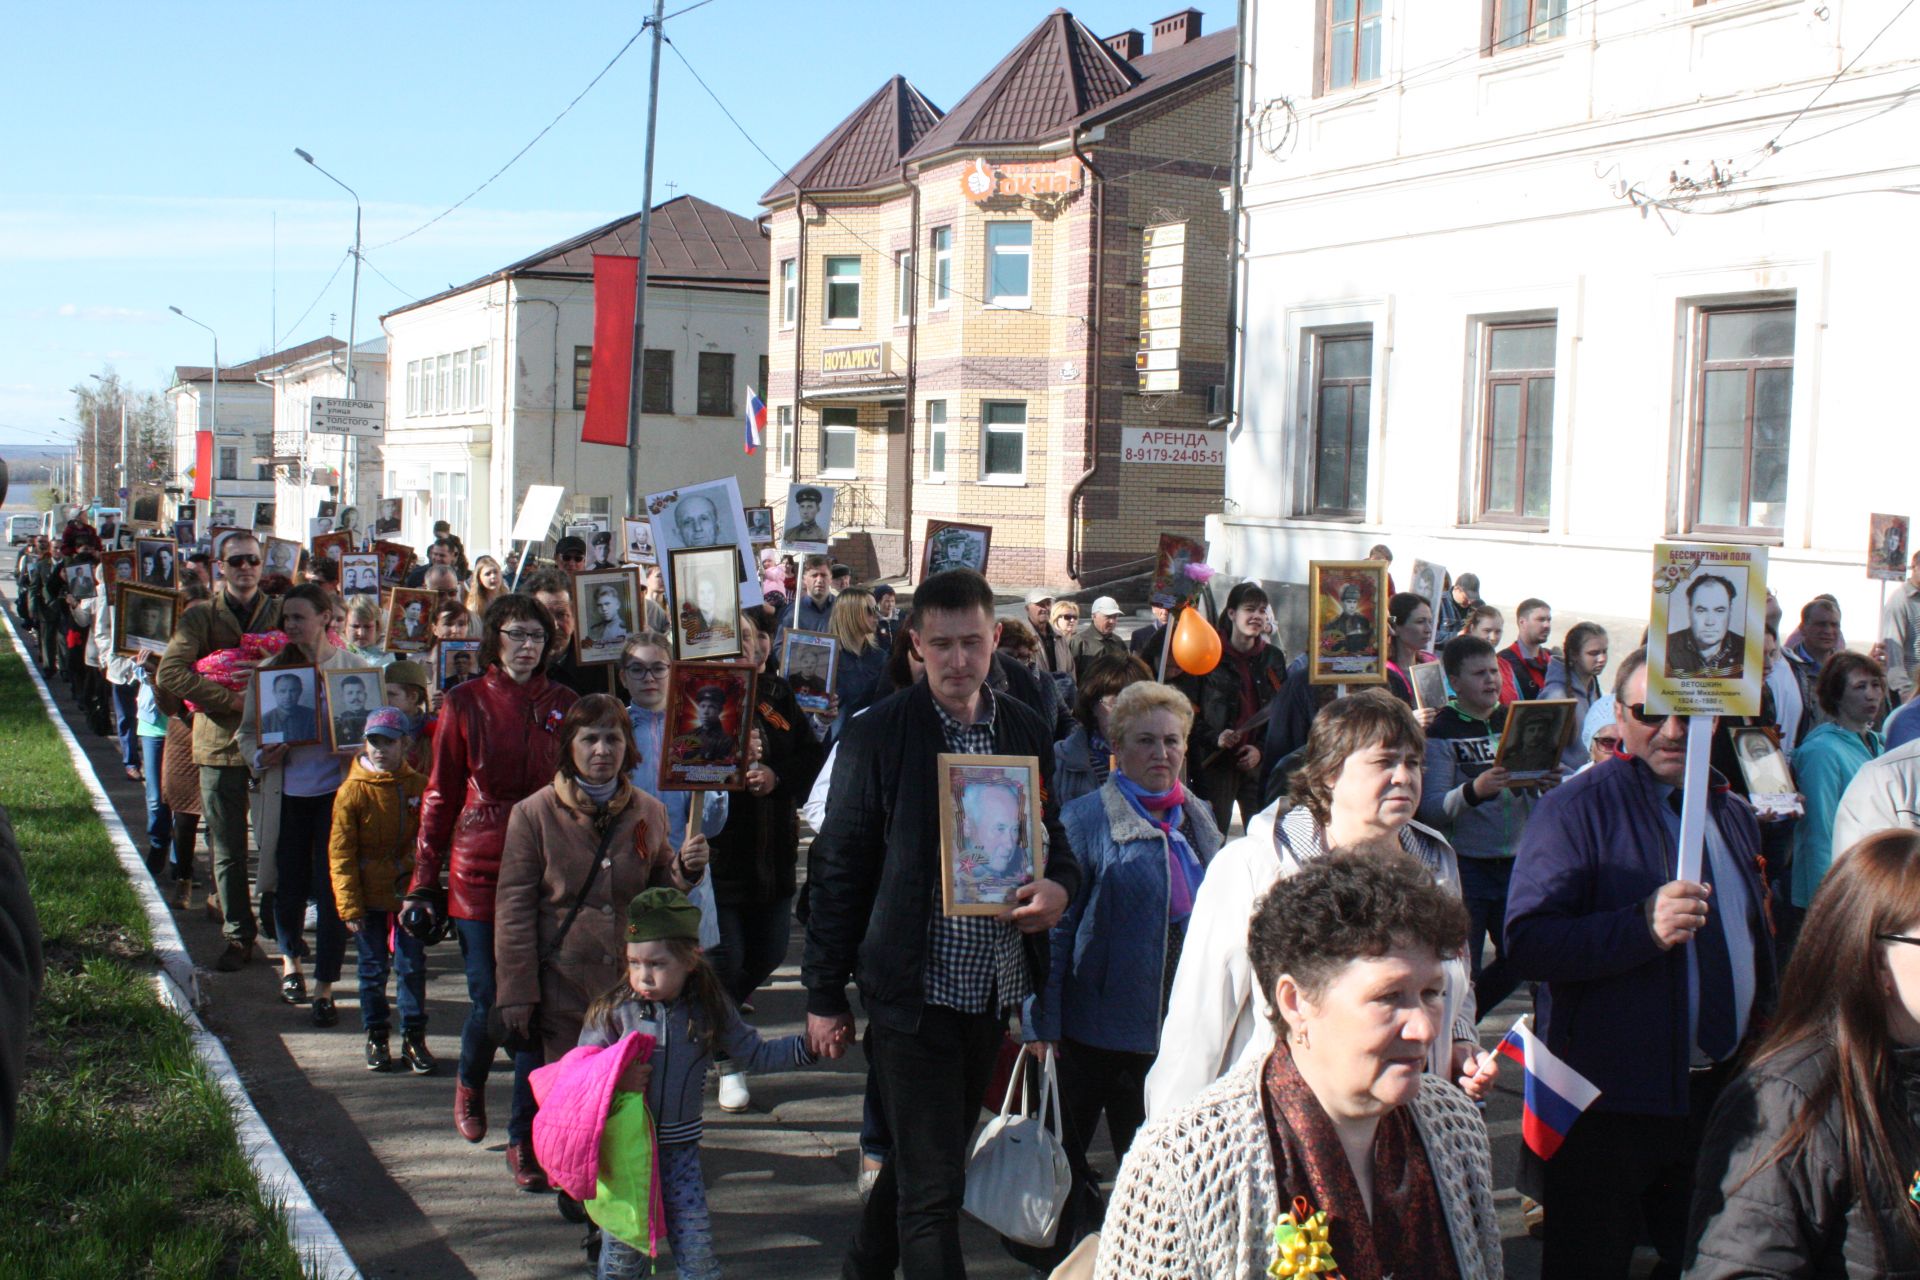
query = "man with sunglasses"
xmin=1506 ymin=647 xmax=1775 ymax=1280
xmin=158 ymin=532 xmax=282 ymax=972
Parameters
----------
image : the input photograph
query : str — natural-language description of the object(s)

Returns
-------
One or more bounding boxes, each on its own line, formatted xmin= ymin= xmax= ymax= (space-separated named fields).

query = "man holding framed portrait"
xmin=802 ymin=567 xmax=1078 ymax=1275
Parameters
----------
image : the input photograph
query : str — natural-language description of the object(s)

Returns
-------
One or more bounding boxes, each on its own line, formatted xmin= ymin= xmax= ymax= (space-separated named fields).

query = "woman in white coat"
xmin=1145 ymin=690 xmax=1497 ymax=1122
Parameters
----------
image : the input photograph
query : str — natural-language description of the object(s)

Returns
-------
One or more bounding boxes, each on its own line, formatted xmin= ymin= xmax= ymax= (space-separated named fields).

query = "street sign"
xmin=309 ymin=397 xmax=385 ymax=436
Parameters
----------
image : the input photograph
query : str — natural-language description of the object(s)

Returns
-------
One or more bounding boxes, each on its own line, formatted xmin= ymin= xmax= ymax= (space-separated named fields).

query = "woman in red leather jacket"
xmin=408 ymin=592 xmax=577 ymax=1189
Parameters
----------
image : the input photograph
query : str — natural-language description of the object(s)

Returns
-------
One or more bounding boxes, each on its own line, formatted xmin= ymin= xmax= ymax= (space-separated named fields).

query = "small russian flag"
xmin=744 ymin=386 xmax=766 ymax=455
xmin=1495 ymin=1014 xmax=1601 ymax=1160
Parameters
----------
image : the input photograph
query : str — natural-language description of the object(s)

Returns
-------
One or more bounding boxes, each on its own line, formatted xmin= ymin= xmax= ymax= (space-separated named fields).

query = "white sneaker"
xmin=717 ymin=1070 xmax=750 ymax=1113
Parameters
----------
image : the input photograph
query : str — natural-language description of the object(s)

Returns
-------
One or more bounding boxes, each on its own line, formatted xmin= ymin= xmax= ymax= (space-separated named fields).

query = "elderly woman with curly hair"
xmin=1146 ymin=690 xmax=1495 ymax=1122
xmin=1099 ymin=852 xmax=1503 ymax=1279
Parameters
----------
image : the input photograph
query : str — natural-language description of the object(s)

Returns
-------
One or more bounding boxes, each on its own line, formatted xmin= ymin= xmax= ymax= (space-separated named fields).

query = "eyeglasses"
xmin=1623 ymin=702 xmax=1679 ymax=727
xmin=1058 ymin=611 xmax=1080 ymax=621
xmin=224 ymin=555 xmax=261 ymax=568
xmin=1880 ymin=934 xmax=1920 ymax=947
xmin=623 ymin=663 xmax=670 ymax=681
xmin=500 ymin=628 xmax=548 ymax=647
xmin=1591 ymin=735 xmax=1622 ymax=752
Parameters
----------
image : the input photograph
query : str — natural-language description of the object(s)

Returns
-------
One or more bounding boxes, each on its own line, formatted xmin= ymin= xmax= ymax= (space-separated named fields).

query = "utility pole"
xmin=296 ymin=148 xmax=363 ymax=509
xmin=624 ymin=0 xmax=668 ymax=518
xmin=170 ymin=306 xmax=219 ymax=526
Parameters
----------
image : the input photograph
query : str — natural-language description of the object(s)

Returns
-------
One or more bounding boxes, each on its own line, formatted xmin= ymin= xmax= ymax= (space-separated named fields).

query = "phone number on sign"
xmin=1121 ymin=443 xmax=1224 ymax=465
xmin=1119 ymin=428 xmax=1226 ymax=467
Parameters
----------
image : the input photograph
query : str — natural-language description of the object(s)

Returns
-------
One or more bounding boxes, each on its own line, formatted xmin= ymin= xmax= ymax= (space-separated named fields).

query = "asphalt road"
xmin=3 ymin=510 xmax=1554 ymax=1278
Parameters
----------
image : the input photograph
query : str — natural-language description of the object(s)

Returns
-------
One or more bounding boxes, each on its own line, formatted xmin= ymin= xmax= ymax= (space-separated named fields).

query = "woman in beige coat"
xmin=491 ymin=693 xmax=704 ymax=1064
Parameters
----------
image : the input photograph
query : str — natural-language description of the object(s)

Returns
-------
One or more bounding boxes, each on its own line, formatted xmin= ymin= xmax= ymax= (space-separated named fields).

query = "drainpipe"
xmin=792 ymin=190 xmax=809 ymax=485
xmin=1065 ymin=125 xmax=1105 ymax=584
xmin=1220 ymin=0 xmax=1251 ymax=434
xmin=901 ymin=161 xmax=920 ymax=578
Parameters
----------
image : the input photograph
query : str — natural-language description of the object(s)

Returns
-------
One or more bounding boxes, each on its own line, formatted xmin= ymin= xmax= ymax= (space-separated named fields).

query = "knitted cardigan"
xmin=1096 ymin=1056 xmax=1503 ymax=1279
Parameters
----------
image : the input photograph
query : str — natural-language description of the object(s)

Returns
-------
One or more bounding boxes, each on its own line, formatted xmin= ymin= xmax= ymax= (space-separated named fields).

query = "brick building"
xmin=760 ymin=7 xmax=1234 ymax=584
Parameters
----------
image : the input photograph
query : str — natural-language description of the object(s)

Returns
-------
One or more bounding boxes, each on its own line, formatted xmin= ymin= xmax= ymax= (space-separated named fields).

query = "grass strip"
xmin=0 ymin=627 xmax=312 ymax=1279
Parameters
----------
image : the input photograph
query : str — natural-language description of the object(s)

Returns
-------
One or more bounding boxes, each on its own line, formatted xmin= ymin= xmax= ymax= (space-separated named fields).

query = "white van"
xmin=8 ymin=514 xmax=37 ymax=544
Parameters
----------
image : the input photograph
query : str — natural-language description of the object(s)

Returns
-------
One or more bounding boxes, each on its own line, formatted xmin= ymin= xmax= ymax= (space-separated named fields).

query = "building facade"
xmin=762 ymin=8 xmax=1235 ymax=584
xmin=263 ymin=337 xmax=387 ymax=542
xmin=379 ymin=196 xmax=767 ymax=556
xmin=1215 ymin=0 xmax=1920 ymax=645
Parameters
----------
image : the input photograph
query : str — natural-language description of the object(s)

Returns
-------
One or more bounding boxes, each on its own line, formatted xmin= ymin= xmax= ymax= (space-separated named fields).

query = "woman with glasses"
xmin=1047 ymin=600 xmax=1081 ymax=704
xmin=405 ymin=592 xmax=578 ymax=1189
xmin=825 ymin=586 xmax=888 ymax=742
xmin=1025 ymin=680 xmax=1224 ymax=1178
xmin=1687 ymin=828 xmax=1920 ymax=1276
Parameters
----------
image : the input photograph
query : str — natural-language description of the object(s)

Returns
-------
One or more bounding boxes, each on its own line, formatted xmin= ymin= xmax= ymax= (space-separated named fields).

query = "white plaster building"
xmin=379 ymin=196 xmax=768 ymax=555
xmin=261 ymin=337 xmax=386 ymax=541
xmin=1215 ymin=0 xmax=1920 ymax=647
xmin=166 ymin=336 xmax=343 ymax=530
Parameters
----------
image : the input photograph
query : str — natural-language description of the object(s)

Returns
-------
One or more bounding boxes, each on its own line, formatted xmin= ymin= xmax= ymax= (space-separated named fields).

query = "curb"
xmin=1 ymin=607 xmax=362 ymax=1280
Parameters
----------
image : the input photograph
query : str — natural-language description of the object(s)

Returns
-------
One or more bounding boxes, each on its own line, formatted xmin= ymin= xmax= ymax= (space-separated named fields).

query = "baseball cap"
xmin=364 ymin=707 xmax=410 ymax=740
xmin=1091 ymin=597 xmax=1122 ymax=617
xmin=555 ymin=535 xmax=587 ymax=557
xmin=1024 ymin=586 xmax=1055 ymax=606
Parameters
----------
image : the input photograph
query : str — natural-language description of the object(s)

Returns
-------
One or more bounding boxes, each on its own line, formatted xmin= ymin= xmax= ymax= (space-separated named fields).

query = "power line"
xmin=357 ymin=252 xmax=417 ymax=303
xmin=370 ymin=18 xmax=655 ymax=250
xmin=1744 ymin=0 xmax=1920 ymax=173
xmin=276 ymin=248 xmax=352 ymax=348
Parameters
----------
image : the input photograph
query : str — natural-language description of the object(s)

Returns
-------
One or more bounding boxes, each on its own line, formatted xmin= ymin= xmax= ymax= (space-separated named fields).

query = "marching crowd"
xmin=14 ymin=513 xmax=1920 ymax=1279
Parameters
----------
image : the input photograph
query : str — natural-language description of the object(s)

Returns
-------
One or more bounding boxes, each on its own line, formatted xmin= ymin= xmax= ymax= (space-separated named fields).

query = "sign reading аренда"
xmin=1120 ymin=428 xmax=1224 ymax=467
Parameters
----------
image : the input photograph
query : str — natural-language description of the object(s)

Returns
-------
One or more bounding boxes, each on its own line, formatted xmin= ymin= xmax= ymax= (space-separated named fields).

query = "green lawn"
xmin=0 ymin=627 xmax=313 ymax=1279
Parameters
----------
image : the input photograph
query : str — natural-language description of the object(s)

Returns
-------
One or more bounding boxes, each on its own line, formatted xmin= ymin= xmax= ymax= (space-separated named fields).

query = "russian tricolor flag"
xmin=744 ymin=386 xmax=766 ymax=455
xmin=1495 ymin=1015 xmax=1601 ymax=1160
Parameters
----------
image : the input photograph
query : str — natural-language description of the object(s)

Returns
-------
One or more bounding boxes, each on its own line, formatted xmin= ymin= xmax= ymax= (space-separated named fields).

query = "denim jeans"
xmin=453 ymin=916 xmax=540 ymax=1144
xmin=710 ymin=894 xmax=793 ymax=1006
xmin=199 ymin=765 xmax=256 ymax=945
xmin=355 ymin=911 xmax=427 ymax=1032
xmin=846 ymin=1006 xmax=1005 ymax=1279
xmin=1459 ymin=855 xmax=1519 ymax=1014
xmin=272 ymin=791 xmax=345 ymax=984
xmin=112 ymin=680 xmax=140 ymax=769
xmin=597 ymin=1142 xmax=718 ymax=1280
xmin=138 ymin=733 xmax=172 ymax=871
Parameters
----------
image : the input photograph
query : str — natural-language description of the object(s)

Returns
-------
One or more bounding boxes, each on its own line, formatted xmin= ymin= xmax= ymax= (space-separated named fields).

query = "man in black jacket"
xmin=804 ymin=569 xmax=1078 ymax=1278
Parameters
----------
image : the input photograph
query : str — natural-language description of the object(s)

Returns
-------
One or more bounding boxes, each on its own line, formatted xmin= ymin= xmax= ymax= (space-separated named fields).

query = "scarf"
xmin=1260 ymin=1047 xmax=1461 ymax=1280
xmin=1112 ymin=774 xmax=1204 ymax=919
xmin=1219 ymin=635 xmax=1267 ymax=723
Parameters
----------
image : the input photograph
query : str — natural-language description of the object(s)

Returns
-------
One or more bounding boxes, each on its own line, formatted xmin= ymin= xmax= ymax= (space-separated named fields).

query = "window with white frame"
xmin=986 ymin=223 xmax=1032 ymax=307
xmin=1691 ymin=302 xmax=1794 ymax=535
xmin=824 ymin=256 xmax=861 ymax=324
xmin=821 ymin=407 xmax=857 ymax=475
xmin=253 ymin=434 xmax=273 ymax=481
xmin=406 ymin=360 xmax=420 ymax=416
xmin=436 ymin=355 xmax=451 ymax=413
xmin=470 ymin=345 xmax=488 ymax=411
xmin=452 ymin=350 xmax=469 ymax=411
xmin=780 ymin=259 xmax=796 ymax=326
xmin=896 ymin=250 xmax=915 ymax=323
xmin=431 ymin=470 xmax=469 ymax=540
xmin=981 ymin=401 xmax=1026 ymax=480
xmin=218 ymin=446 xmax=238 ymax=481
xmin=926 ymin=399 xmax=948 ymax=479
xmin=573 ymin=346 xmax=593 ymax=411
xmin=931 ymin=226 xmax=952 ymax=309
xmin=776 ymin=406 xmax=794 ymax=474
xmin=1477 ymin=321 xmax=1556 ymax=524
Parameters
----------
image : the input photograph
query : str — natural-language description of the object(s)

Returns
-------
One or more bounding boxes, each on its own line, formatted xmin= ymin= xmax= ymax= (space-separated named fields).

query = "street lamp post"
xmin=295 ymin=148 xmax=363 ymax=509
xmin=169 ymin=306 xmax=219 ymax=525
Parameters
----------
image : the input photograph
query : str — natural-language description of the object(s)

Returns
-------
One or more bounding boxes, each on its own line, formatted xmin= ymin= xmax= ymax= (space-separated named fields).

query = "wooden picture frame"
xmin=253 ymin=663 xmax=323 ymax=747
xmin=573 ymin=566 xmax=643 ymax=666
xmin=135 ymin=536 xmax=179 ymax=589
xmin=114 ymin=583 xmax=179 ymax=657
xmin=936 ymin=753 xmax=1044 ymax=916
xmin=374 ymin=498 xmax=404 ymax=537
xmin=323 ymin=667 xmax=384 ymax=754
xmin=373 ymin=540 xmax=415 ymax=590
xmin=311 ymin=531 xmax=352 ymax=568
xmin=1307 ymin=560 xmax=1390 ymax=686
xmin=782 ymin=630 xmax=838 ymax=713
xmin=656 ymin=662 xmax=757 ymax=792
xmin=383 ymin=587 xmax=438 ymax=653
xmin=1409 ymin=660 xmax=1449 ymax=712
xmin=1150 ymin=533 xmax=1206 ymax=609
xmin=1494 ymin=698 xmax=1576 ymax=781
xmin=1730 ymin=726 xmax=1801 ymax=815
xmin=622 ymin=516 xmax=656 ymax=566
xmin=921 ymin=519 xmax=993 ymax=581
xmin=1870 ymin=513 xmax=1910 ymax=582
xmin=340 ymin=553 xmax=380 ymax=597
xmin=99 ymin=549 xmax=136 ymax=590
xmin=667 ymin=546 xmax=742 ymax=662
xmin=744 ymin=504 xmax=776 ymax=546
xmin=437 ymin=639 xmax=483 ymax=693
xmin=262 ymin=536 xmax=303 ymax=579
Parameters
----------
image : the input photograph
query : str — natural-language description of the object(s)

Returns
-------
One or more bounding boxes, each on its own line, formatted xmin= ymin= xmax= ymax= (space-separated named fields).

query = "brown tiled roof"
xmin=383 ymin=194 xmax=767 ymax=320
xmin=173 ymin=335 xmax=346 ymax=386
xmin=904 ymin=9 xmax=1139 ymax=159
xmin=1075 ymin=25 xmax=1237 ymax=128
xmin=762 ymin=76 xmax=944 ymax=205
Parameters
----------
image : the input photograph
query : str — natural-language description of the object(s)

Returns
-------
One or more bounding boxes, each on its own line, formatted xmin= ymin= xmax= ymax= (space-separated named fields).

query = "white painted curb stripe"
xmin=1 ymin=607 xmax=361 ymax=1280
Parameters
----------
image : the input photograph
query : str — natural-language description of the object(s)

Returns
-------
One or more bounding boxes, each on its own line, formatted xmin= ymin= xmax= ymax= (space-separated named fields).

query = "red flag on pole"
xmin=581 ymin=253 xmax=639 ymax=446
xmin=192 ymin=431 xmax=214 ymax=500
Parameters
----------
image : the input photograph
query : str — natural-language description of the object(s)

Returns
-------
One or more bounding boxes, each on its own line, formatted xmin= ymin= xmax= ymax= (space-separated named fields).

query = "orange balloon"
xmin=1170 ymin=604 xmax=1222 ymax=676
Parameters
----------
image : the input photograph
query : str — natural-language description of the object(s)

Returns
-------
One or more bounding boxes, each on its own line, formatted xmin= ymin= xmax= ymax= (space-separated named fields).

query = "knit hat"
xmin=626 ymin=888 xmax=701 ymax=943
xmin=363 ymin=707 xmax=410 ymax=740
xmin=1581 ymin=695 xmax=1618 ymax=752
xmin=384 ymin=659 xmax=430 ymax=692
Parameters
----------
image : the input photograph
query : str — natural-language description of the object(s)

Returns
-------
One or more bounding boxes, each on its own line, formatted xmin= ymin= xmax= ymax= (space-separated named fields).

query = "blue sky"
xmin=0 ymin=0 xmax=1197 ymax=447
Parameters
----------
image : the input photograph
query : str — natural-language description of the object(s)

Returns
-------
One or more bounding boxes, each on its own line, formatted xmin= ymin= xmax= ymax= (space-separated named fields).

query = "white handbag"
xmin=963 ymin=1046 xmax=1073 ymax=1247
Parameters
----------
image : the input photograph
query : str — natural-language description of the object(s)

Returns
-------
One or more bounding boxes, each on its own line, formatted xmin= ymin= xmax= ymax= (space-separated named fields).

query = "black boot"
xmin=365 ymin=1029 xmax=392 ymax=1072
xmin=401 ymin=1028 xmax=436 ymax=1076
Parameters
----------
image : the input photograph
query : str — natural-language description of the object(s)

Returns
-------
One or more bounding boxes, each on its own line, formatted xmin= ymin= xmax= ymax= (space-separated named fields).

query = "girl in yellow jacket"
xmin=328 ymin=707 xmax=432 ymax=1074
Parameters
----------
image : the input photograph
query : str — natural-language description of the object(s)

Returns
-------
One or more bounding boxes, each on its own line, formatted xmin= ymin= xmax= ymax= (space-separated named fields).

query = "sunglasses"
xmin=1622 ymin=702 xmax=1681 ymax=727
xmin=1879 ymin=934 xmax=1920 ymax=947
xmin=224 ymin=555 xmax=261 ymax=568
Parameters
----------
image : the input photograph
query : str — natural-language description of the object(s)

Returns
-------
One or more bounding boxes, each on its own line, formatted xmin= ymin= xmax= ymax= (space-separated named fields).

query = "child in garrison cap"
xmin=327 ymin=706 xmax=432 ymax=1076
xmin=577 ymin=888 xmax=819 ymax=1279
xmin=382 ymin=660 xmax=435 ymax=776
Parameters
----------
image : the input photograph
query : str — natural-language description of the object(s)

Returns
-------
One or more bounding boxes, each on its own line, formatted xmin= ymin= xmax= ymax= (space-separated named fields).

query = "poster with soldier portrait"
xmin=656 ymin=662 xmax=756 ymax=792
xmin=1308 ymin=560 xmax=1389 ymax=686
xmin=1646 ymin=542 xmax=1768 ymax=717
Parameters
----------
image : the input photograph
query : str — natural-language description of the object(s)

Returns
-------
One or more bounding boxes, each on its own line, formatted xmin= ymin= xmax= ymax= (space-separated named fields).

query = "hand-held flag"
xmin=744 ymin=386 xmax=766 ymax=455
xmin=1495 ymin=1014 xmax=1600 ymax=1160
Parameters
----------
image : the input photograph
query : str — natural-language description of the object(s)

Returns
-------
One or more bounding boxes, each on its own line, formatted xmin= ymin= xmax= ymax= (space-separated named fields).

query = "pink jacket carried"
xmin=529 ymin=1030 xmax=663 ymax=1222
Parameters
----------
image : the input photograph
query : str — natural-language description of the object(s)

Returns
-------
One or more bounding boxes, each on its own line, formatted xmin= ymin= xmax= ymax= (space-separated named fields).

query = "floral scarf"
xmin=1260 ymin=1048 xmax=1460 ymax=1280
xmin=1112 ymin=773 xmax=1204 ymax=919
